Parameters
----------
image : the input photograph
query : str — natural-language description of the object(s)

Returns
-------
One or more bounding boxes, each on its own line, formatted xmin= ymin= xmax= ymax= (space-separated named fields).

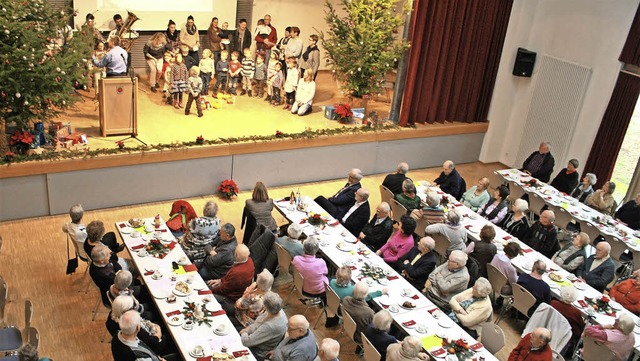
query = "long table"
xmin=274 ymin=197 xmax=499 ymax=361
xmin=116 ymin=217 xmax=255 ymax=361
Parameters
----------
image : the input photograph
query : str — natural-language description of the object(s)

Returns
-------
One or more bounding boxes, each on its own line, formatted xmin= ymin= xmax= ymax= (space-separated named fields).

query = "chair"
xmin=581 ymin=335 xmax=616 ymax=361
xmin=26 ymin=326 xmax=39 ymax=350
xmin=343 ymin=309 xmax=361 ymax=347
xmin=290 ymin=269 xmax=324 ymax=317
xmin=522 ymin=303 xmax=571 ymax=353
xmin=551 ymin=205 xmax=574 ymax=232
xmin=578 ymin=220 xmax=602 ymax=246
xmin=552 ymin=350 xmax=565 ymax=361
xmin=0 ymin=276 xmax=7 ymax=327
xmin=605 ymin=235 xmax=632 ymax=280
xmin=414 ymin=217 xmax=428 ymax=238
xmin=488 ymin=172 xmax=507 ymax=193
xmin=314 ymin=282 xmax=341 ymax=329
xmin=497 ymin=283 xmax=536 ymax=324
xmin=90 ymin=281 xmax=110 ymax=321
xmin=480 ymin=323 xmax=505 ymax=354
xmin=508 ymin=182 xmax=526 ymax=203
xmin=389 ymin=199 xmax=407 ymax=224
xmin=68 ymin=234 xmax=92 ymax=293
xmin=274 ymin=243 xmax=293 ymax=279
xmin=361 ymin=332 xmax=381 ymax=361
xmin=379 ymin=185 xmax=394 ymax=206
xmin=486 ymin=263 xmax=512 ymax=305
xmin=0 ymin=236 xmax=3 ymax=256
xmin=431 ymin=233 xmax=451 ymax=265
xmin=0 ymin=326 xmax=22 ymax=353
xmin=24 ymin=300 xmax=32 ymax=343
xmin=528 ymin=193 xmax=546 ymax=221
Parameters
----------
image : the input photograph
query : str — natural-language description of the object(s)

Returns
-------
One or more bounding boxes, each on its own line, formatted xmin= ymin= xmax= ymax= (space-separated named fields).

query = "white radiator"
xmin=514 ymin=54 xmax=592 ymax=168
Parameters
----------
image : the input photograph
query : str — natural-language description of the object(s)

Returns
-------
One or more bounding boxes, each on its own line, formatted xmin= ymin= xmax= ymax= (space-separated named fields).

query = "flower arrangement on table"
xmin=442 ymin=338 xmax=473 ymax=360
xmin=218 ymin=179 xmax=239 ymax=199
xmin=523 ymin=179 xmax=541 ymax=188
xmin=359 ymin=263 xmax=387 ymax=280
xmin=307 ymin=212 xmax=326 ymax=227
xmin=585 ymin=295 xmax=615 ymax=315
xmin=333 ymin=103 xmax=353 ymax=124
xmin=145 ymin=238 xmax=170 ymax=258
xmin=182 ymin=301 xmax=213 ymax=327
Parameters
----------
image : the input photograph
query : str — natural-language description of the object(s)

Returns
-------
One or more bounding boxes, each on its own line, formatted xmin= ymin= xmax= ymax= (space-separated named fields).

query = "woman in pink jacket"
xmin=376 ymin=215 xmax=416 ymax=270
xmin=292 ymin=237 xmax=328 ymax=303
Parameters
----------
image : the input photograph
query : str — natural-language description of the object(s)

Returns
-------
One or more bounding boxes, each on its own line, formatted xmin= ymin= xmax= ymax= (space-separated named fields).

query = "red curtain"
xmin=399 ymin=0 xmax=513 ymax=126
xmin=583 ymin=71 xmax=640 ymax=182
xmin=619 ymin=3 xmax=640 ymax=66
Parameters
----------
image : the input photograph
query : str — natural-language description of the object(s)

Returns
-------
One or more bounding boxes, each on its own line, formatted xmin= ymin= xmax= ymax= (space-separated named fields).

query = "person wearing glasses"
xmin=266 ymin=315 xmax=317 ymax=361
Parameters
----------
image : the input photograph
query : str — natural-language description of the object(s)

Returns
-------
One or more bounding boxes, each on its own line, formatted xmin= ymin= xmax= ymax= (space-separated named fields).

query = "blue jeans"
xmin=291 ymin=101 xmax=312 ymax=115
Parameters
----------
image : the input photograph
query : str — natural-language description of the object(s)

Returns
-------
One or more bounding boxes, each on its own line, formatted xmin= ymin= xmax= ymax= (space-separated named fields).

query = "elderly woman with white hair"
xmin=106 ymin=295 xmax=168 ymax=355
xmin=386 ymin=336 xmax=428 ymax=361
xmin=571 ymin=172 xmax=597 ymax=203
xmin=425 ymin=210 xmax=467 ymax=256
xmin=394 ymin=179 xmax=422 ymax=214
xmin=586 ymin=181 xmax=616 ymax=215
xmin=365 ymin=310 xmax=398 ymax=361
xmin=448 ymin=277 xmax=493 ymax=339
xmin=182 ymin=200 xmax=221 ymax=261
xmin=498 ymin=198 xmax=530 ymax=240
xmin=551 ymin=287 xmax=584 ymax=356
xmin=425 ymin=250 xmax=470 ymax=310
xmin=551 ymin=232 xmax=590 ymax=273
xmin=292 ymin=237 xmax=328 ymax=303
xmin=276 ymin=223 xmax=305 ymax=258
xmin=585 ymin=313 xmax=636 ymax=361
xmin=233 ymin=269 xmax=275 ymax=327
xmin=240 ymin=292 xmax=288 ymax=360
xmin=460 ymin=177 xmax=491 ymax=212
xmin=62 ymin=204 xmax=88 ymax=250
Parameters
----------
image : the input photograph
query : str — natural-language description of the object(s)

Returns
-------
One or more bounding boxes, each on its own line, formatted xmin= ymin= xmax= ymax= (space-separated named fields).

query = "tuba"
xmin=117 ymin=11 xmax=140 ymax=52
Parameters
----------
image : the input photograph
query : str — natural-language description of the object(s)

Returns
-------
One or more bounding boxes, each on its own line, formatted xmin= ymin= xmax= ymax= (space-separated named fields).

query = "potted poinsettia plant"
xmin=333 ymin=103 xmax=353 ymax=124
xmin=218 ymin=179 xmax=239 ymax=199
xmin=9 ymin=130 xmax=35 ymax=154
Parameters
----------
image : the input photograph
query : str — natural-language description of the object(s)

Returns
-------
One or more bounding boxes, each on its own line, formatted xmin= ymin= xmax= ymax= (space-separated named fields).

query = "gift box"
xmin=353 ymin=108 xmax=365 ymax=120
xmin=63 ymin=132 xmax=87 ymax=145
xmin=324 ymin=105 xmax=336 ymax=120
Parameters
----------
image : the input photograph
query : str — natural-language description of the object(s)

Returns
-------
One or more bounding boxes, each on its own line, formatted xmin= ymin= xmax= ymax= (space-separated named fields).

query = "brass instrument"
xmin=116 ymin=11 xmax=140 ymax=52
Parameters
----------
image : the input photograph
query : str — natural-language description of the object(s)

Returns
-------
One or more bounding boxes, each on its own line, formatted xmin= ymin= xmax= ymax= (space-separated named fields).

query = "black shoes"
xmin=116 ymin=243 xmax=126 ymax=253
xmin=324 ymin=316 xmax=340 ymax=328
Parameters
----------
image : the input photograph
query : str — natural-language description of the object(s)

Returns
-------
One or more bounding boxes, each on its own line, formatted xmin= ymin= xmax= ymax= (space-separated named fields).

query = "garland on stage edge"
xmin=0 ymin=123 xmax=399 ymax=165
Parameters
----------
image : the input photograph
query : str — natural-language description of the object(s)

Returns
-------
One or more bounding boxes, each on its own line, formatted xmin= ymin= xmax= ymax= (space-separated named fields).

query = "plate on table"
xmin=343 ymin=237 xmax=359 ymax=244
xmin=336 ymin=242 xmax=352 ymax=252
xmin=399 ymin=300 xmax=417 ymax=310
xmin=144 ymin=265 xmax=158 ymax=272
xmin=205 ymin=302 xmax=222 ymax=313
xmin=213 ymin=324 xmax=230 ymax=336
xmin=167 ymin=315 xmax=183 ymax=326
xmin=548 ymin=272 xmax=565 ymax=283
xmin=609 ymin=300 xmax=623 ymax=311
xmin=120 ymin=227 xmax=132 ymax=234
xmin=173 ymin=282 xmax=192 ymax=296
xmin=429 ymin=347 xmax=447 ymax=358
xmin=153 ymin=290 xmax=170 ymax=299
xmin=189 ymin=348 xmax=206 ymax=358
xmin=437 ymin=318 xmax=452 ymax=328
xmin=574 ymin=282 xmax=586 ymax=291
xmin=378 ymin=278 xmax=389 ymax=286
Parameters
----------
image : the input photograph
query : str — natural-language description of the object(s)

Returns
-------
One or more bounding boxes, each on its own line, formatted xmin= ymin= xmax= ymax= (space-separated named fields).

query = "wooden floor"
xmin=0 ymin=161 xmax=525 ymax=361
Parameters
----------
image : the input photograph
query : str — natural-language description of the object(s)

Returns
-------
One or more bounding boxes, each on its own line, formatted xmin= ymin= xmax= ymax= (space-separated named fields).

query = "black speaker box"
xmin=513 ymin=48 xmax=536 ymax=77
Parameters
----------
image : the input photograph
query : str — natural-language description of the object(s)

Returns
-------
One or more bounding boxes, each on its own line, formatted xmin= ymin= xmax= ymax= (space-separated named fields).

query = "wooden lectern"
xmin=98 ymin=77 xmax=138 ymax=137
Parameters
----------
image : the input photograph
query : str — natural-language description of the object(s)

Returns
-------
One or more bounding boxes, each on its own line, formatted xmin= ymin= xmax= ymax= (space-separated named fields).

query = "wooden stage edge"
xmin=0 ymin=121 xmax=489 ymax=179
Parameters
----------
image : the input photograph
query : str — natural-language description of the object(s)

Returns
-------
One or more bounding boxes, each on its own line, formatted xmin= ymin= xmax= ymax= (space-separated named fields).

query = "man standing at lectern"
xmin=93 ymin=35 xmax=128 ymax=77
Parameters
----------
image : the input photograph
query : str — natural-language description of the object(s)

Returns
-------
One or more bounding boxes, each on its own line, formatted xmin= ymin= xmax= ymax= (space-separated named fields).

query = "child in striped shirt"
xmin=240 ymin=48 xmax=255 ymax=97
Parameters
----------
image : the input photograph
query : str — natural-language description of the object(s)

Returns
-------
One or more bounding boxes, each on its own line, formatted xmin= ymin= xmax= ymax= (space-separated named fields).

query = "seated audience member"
xmin=342 ymin=282 xmax=375 ymax=352
xmin=386 ymin=336 xmax=428 ymax=361
xmin=490 ymin=242 xmax=522 ymax=295
xmin=107 ymin=269 xmax=149 ymax=306
xmin=586 ymin=181 xmax=616 ymax=215
xmin=524 ymin=210 xmax=559 ymax=258
xmin=339 ymin=188 xmax=371 ymax=237
xmin=89 ymin=245 xmax=122 ymax=306
xmin=577 ymin=241 xmax=615 ymax=292
xmin=62 ymin=204 xmax=88 ymax=246
xmin=508 ymin=328 xmax=552 ymax=361
xmin=466 ymin=225 xmax=497 ymax=278
xmin=292 ymin=237 xmax=328 ymax=302
xmin=167 ymin=200 xmax=198 ymax=237
xmin=460 ymin=178 xmax=491 ymax=212
xmin=246 ymin=182 xmax=278 ymax=232
xmin=208 ymin=244 xmax=255 ymax=305
xmin=240 ymin=292 xmax=288 ymax=360
xmin=376 ymin=215 xmax=417 ymax=270
xmin=398 ymin=236 xmax=437 ymax=290
xmin=199 ymin=223 xmax=238 ymax=280
xmin=18 ymin=344 xmax=52 ymax=361
xmin=550 ymin=288 xmax=584 ymax=356
xmin=314 ymin=168 xmax=363 ymax=219
xmin=276 ymin=223 xmax=305 ymax=258
xmin=182 ymin=201 xmax=221 ymax=261
xmin=382 ymin=162 xmax=410 ymax=195
xmin=571 ymin=173 xmax=597 ymax=204
xmin=111 ymin=310 xmax=178 ymax=361
xmin=267 ymin=315 xmax=317 ymax=361
xmin=584 ymin=314 xmax=635 ymax=361
xmin=106 ymin=295 xmax=167 ymax=355
xmin=551 ymin=232 xmax=590 ymax=273
xmin=316 ymin=338 xmax=340 ymax=361
xmin=550 ymin=159 xmax=580 ymax=194
xmin=448 ymin=277 xmax=493 ymax=339
xmin=498 ymin=199 xmax=530 ymax=240
xmin=394 ymin=179 xmax=421 ymax=214
xmin=615 ymin=192 xmax=640 ymax=230
xmin=364 ymin=310 xmax=398 ymax=361
xmin=84 ymin=220 xmax=124 ymax=262
xmin=432 ymin=160 xmax=463 ymax=198
xmin=520 ymin=142 xmax=555 ymax=182
xmin=425 ymin=250 xmax=470 ymax=310
xmin=359 ymin=202 xmax=394 ymax=252
xmin=477 ymin=185 xmax=510 ymax=225
xmin=326 ymin=266 xmax=386 ymax=327
xmin=609 ymin=269 xmax=640 ymax=315
xmin=411 ymin=192 xmax=446 ymax=224
xmin=517 ymin=260 xmax=551 ymax=316
xmin=234 ymin=269 xmax=274 ymax=327
xmin=425 ymin=210 xmax=467 ymax=256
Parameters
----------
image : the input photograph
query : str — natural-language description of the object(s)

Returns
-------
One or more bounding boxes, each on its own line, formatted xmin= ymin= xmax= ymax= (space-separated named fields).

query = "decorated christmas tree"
xmin=0 ymin=0 xmax=92 ymax=142
xmin=320 ymin=0 xmax=410 ymax=98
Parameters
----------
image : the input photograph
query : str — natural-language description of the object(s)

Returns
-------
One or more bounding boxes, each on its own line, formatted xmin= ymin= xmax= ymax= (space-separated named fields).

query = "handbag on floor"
xmin=66 ymin=234 xmax=78 ymax=275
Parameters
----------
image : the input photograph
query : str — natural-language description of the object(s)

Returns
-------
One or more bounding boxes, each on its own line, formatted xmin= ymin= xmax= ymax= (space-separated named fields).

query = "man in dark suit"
xmin=359 ymin=202 xmax=394 ymax=252
xmin=577 ymin=242 xmax=616 ymax=292
xmin=398 ymin=237 xmax=437 ymax=289
xmin=228 ymin=18 xmax=252 ymax=61
xmin=339 ymin=188 xmax=371 ymax=237
xmin=382 ymin=162 xmax=409 ymax=195
xmin=521 ymin=142 xmax=555 ymax=182
xmin=314 ymin=168 xmax=363 ymax=218
xmin=433 ymin=160 xmax=463 ymax=198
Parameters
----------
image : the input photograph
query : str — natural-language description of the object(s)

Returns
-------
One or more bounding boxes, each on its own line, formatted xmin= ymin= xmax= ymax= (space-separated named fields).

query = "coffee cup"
xmin=166 ymin=294 xmax=176 ymax=303
xmin=401 ymin=288 xmax=411 ymax=296
xmin=183 ymin=320 xmax=194 ymax=330
xmin=179 ymin=256 xmax=188 ymax=264
xmin=145 ymin=224 xmax=154 ymax=233
xmin=131 ymin=231 xmax=141 ymax=238
xmin=153 ymin=270 xmax=162 ymax=279
xmin=389 ymin=305 xmax=399 ymax=313
xmin=193 ymin=345 xmax=204 ymax=356
xmin=186 ymin=275 xmax=194 ymax=284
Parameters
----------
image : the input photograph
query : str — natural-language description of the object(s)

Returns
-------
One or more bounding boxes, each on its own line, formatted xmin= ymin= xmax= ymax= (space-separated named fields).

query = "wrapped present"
xmin=63 ymin=132 xmax=87 ymax=145
xmin=353 ymin=108 xmax=365 ymax=120
xmin=324 ymin=105 xmax=336 ymax=120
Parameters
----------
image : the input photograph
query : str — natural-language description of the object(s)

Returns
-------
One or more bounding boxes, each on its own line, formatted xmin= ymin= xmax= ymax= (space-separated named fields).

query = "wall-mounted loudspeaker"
xmin=513 ymin=48 xmax=536 ymax=77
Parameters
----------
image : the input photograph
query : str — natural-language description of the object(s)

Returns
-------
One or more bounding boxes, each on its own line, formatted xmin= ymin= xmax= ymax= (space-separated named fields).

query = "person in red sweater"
xmin=209 ymin=244 xmax=255 ymax=306
xmin=508 ymin=328 xmax=552 ymax=361
xmin=609 ymin=269 xmax=640 ymax=315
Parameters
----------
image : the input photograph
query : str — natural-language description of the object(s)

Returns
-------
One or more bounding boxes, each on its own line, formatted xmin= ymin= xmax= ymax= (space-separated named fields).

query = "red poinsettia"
xmin=116 ymin=140 xmax=125 ymax=149
xmin=196 ymin=135 xmax=204 ymax=145
xmin=4 ymin=151 xmax=15 ymax=162
xmin=10 ymin=130 xmax=35 ymax=145
xmin=218 ymin=179 xmax=239 ymax=199
xmin=333 ymin=103 xmax=353 ymax=123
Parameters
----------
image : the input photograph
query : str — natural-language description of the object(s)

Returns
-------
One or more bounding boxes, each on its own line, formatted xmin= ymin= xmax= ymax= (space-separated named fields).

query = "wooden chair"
xmin=414 ymin=217 xmax=428 ymax=238
xmin=90 ymin=281 xmax=110 ymax=321
xmin=430 ymin=233 xmax=451 ymax=265
xmin=389 ymin=199 xmax=407 ymax=224
xmin=343 ymin=309 xmax=360 ymax=347
xmin=581 ymin=335 xmax=616 ymax=361
xmin=291 ymin=269 xmax=324 ymax=317
xmin=508 ymin=182 xmax=526 ymax=204
xmin=0 ymin=276 xmax=7 ymax=327
xmin=578 ymin=220 xmax=602 ymax=246
xmin=314 ymin=282 xmax=341 ymax=329
xmin=528 ymin=193 xmax=546 ymax=221
xmin=362 ymin=331 xmax=381 ymax=361
xmin=480 ymin=323 xmax=505 ymax=354
xmin=275 ymin=243 xmax=293 ymax=280
xmin=379 ymin=185 xmax=394 ymax=207
xmin=486 ymin=263 xmax=512 ymax=305
xmin=497 ymin=283 xmax=536 ymax=324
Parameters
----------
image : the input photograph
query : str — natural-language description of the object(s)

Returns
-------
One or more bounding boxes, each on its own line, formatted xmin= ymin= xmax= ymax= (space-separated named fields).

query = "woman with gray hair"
xmin=105 ymin=295 xmax=168 ymax=354
xmin=364 ymin=310 xmax=397 ymax=361
xmin=551 ymin=159 xmax=581 ymax=194
xmin=571 ymin=173 xmax=597 ymax=203
xmin=448 ymin=277 xmax=493 ymax=338
xmin=586 ymin=181 xmax=616 ymax=215
xmin=425 ymin=210 xmax=467 ymax=255
xmin=62 ymin=204 xmax=88 ymax=255
xmin=275 ymin=222 xmax=305 ymax=257
xmin=182 ymin=200 xmax=220 ymax=261
xmin=551 ymin=287 xmax=584 ymax=355
xmin=233 ymin=269 xmax=275 ymax=327
xmin=585 ymin=313 xmax=635 ymax=360
xmin=386 ymin=336 xmax=427 ymax=361
xmin=292 ymin=237 xmax=328 ymax=303
xmin=394 ymin=179 xmax=422 ymax=214
xmin=240 ymin=292 xmax=288 ymax=359
xmin=498 ymin=198 xmax=530 ymax=240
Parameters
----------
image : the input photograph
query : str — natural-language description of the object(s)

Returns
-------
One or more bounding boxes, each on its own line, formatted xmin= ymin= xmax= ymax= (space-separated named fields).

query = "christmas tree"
xmin=320 ymin=0 xmax=410 ymax=98
xmin=0 ymin=0 xmax=92 ymax=135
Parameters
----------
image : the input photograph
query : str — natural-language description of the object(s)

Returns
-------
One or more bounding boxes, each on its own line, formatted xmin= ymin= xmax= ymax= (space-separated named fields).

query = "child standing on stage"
xmin=199 ymin=49 xmax=214 ymax=96
xmin=185 ymin=66 xmax=204 ymax=117
xmin=271 ymin=62 xmax=284 ymax=106
xmin=212 ymin=50 xmax=229 ymax=95
xmin=180 ymin=45 xmax=196 ymax=71
xmin=90 ymin=42 xmax=107 ymax=94
xmin=254 ymin=18 xmax=271 ymax=57
xmin=240 ymin=48 xmax=255 ymax=96
xmin=162 ymin=51 xmax=174 ymax=102
xmin=227 ymin=51 xmax=242 ymax=95
xmin=253 ymin=55 xmax=266 ymax=98
xmin=170 ymin=53 xmax=188 ymax=108
xmin=265 ymin=49 xmax=279 ymax=102
xmin=283 ymin=57 xmax=299 ymax=110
